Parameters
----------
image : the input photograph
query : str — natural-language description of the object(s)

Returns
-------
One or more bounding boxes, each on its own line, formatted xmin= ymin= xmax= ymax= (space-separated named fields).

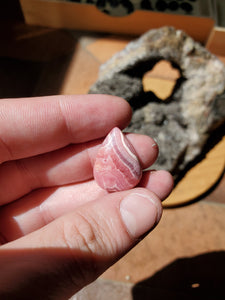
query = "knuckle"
xmin=63 ymin=211 xmax=116 ymax=257
xmin=59 ymin=213 xmax=105 ymax=285
xmin=58 ymin=209 xmax=123 ymax=288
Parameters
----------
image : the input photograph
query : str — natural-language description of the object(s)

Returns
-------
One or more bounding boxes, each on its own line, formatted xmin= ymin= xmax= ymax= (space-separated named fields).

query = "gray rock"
xmin=89 ymin=27 xmax=225 ymax=180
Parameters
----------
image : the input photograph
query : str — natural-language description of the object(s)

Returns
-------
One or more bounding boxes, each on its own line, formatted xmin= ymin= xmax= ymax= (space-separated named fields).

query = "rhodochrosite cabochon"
xmin=94 ymin=127 xmax=142 ymax=192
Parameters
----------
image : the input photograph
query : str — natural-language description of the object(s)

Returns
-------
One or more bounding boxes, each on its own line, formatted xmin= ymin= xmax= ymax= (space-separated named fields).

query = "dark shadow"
xmin=0 ymin=23 xmax=77 ymax=98
xmin=132 ymin=251 xmax=225 ymax=300
xmin=0 ymin=57 xmax=44 ymax=98
xmin=125 ymin=58 xmax=185 ymax=110
xmin=174 ymin=122 xmax=225 ymax=183
xmin=170 ymin=122 xmax=225 ymax=202
xmin=0 ymin=0 xmax=23 ymax=21
xmin=0 ymin=246 xmax=110 ymax=299
xmin=125 ymin=58 xmax=162 ymax=79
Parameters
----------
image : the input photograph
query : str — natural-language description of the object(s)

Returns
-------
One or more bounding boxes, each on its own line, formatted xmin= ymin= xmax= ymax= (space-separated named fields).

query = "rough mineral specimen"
xmin=94 ymin=127 xmax=142 ymax=192
xmin=90 ymin=27 xmax=225 ymax=181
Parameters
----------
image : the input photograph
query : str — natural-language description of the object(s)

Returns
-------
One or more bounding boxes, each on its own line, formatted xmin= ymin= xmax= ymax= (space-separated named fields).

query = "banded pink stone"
xmin=94 ymin=127 xmax=142 ymax=192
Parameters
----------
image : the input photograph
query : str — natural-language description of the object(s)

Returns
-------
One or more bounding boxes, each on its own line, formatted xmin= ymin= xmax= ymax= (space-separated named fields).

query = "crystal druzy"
xmin=90 ymin=27 xmax=225 ymax=181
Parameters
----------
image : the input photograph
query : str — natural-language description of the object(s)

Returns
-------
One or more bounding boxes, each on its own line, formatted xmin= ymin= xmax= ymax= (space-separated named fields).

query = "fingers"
xmin=0 ymin=133 xmax=158 ymax=205
xmin=0 ymin=188 xmax=162 ymax=298
xmin=139 ymin=170 xmax=174 ymax=200
xmin=0 ymin=181 xmax=106 ymax=242
xmin=0 ymin=170 xmax=173 ymax=242
xmin=0 ymin=95 xmax=131 ymax=163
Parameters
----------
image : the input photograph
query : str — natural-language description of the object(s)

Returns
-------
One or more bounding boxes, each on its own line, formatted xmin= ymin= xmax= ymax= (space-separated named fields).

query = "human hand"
xmin=0 ymin=95 xmax=173 ymax=299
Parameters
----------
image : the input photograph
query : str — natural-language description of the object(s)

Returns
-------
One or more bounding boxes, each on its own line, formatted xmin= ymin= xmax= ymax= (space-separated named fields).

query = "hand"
xmin=0 ymin=95 xmax=173 ymax=299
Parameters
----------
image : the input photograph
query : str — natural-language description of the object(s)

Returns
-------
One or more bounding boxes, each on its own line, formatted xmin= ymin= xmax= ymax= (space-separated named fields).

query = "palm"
xmin=0 ymin=95 xmax=173 ymax=299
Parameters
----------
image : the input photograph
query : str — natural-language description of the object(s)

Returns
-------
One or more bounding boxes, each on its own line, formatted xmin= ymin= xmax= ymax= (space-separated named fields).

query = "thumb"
xmin=0 ymin=188 xmax=162 ymax=299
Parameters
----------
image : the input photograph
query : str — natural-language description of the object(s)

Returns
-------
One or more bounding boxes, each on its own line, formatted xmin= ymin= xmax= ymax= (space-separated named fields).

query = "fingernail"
xmin=120 ymin=192 xmax=162 ymax=239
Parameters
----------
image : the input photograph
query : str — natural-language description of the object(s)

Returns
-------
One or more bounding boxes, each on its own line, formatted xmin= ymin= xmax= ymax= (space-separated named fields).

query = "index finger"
xmin=0 ymin=94 xmax=131 ymax=163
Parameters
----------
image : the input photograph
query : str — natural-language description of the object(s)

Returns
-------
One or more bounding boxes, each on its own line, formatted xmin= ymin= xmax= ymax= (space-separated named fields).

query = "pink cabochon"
xmin=94 ymin=127 xmax=142 ymax=192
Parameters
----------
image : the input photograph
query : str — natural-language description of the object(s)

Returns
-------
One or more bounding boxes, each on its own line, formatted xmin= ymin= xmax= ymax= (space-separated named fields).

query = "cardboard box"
xmin=19 ymin=0 xmax=214 ymax=43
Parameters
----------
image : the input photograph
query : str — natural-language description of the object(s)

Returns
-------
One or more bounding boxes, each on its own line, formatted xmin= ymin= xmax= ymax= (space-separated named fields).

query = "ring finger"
xmin=0 ymin=169 xmax=173 ymax=243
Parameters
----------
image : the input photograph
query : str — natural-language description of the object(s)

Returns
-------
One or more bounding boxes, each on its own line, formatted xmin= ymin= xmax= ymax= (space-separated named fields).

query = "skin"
xmin=0 ymin=94 xmax=173 ymax=299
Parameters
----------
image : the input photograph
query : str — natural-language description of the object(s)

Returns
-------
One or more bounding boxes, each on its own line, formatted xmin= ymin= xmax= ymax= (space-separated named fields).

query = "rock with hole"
xmin=89 ymin=27 xmax=225 ymax=181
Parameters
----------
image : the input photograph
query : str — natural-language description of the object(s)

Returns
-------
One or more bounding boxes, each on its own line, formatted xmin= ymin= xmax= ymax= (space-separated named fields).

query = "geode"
xmin=89 ymin=27 xmax=225 ymax=181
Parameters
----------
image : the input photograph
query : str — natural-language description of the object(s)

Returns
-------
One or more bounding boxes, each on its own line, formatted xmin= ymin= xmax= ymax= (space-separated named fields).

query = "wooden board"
xmin=163 ymin=136 xmax=225 ymax=207
xmin=206 ymin=26 xmax=225 ymax=56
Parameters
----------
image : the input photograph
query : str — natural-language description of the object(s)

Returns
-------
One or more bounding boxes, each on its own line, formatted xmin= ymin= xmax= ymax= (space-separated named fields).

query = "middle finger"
xmin=0 ymin=169 xmax=173 ymax=242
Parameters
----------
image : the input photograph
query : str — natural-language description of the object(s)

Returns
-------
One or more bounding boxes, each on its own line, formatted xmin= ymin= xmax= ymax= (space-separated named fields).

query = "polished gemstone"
xmin=94 ymin=127 xmax=142 ymax=192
